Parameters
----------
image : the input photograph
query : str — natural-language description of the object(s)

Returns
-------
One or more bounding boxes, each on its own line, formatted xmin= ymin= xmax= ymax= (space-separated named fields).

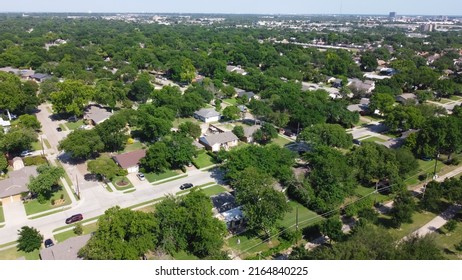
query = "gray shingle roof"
xmin=194 ymin=108 xmax=220 ymax=119
xmin=40 ymin=234 xmax=91 ymax=260
xmin=200 ymin=132 xmax=238 ymax=147
xmin=0 ymin=166 xmax=38 ymax=198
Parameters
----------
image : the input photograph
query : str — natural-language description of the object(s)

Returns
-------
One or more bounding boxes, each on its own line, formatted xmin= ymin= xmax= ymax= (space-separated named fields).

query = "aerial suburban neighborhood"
xmin=1 ymin=8 xmax=462 ymax=262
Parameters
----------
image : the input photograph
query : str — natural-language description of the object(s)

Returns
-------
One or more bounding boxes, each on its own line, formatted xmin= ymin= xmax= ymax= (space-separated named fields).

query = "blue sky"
xmin=1 ymin=0 xmax=461 ymax=16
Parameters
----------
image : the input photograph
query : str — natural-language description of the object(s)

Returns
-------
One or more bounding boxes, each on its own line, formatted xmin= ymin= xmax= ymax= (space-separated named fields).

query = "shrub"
xmin=73 ymin=223 xmax=83 ymax=235
xmin=446 ymin=158 xmax=460 ymax=166
xmin=51 ymin=199 xmax=55 ymax=205
xmin=60 ymin=194 xmax=64 ymax=200
xmin=127 ymin=138 xmax=135 ymax=145
xmin=23 ymin=156 xmax=48 ymax=166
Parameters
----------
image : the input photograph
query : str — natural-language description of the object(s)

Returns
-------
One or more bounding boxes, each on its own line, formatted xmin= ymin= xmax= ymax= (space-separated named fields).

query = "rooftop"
xmin=194 ymin=108 xmax=221 ymax=118
xmin=39 ymin=234 xmax=91 ymax=260
xmin=112 ymin=149 xmax=146 ymax=169
xmin=84 ymin=105 xmax=113 ymax=125
xmin=0 ymin=166 xmax=38 ymax=198
xmin=200 ymin=131 xmax=239 ymax=147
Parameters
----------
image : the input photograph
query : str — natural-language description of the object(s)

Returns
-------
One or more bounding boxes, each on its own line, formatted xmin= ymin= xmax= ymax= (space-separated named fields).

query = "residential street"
xmin=0 ymin=103 xmax=223 ymax=245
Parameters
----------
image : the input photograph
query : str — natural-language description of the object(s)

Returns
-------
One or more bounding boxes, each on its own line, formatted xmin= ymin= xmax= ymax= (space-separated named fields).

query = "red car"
xmin=65 ymin=214 xmax=83 ymax=224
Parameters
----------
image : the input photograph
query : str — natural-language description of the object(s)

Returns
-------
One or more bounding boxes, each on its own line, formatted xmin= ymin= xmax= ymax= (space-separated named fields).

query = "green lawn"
xmin=199 ymin=185 xmax=228 ymax=197
xmin=123 ymin=142 xmax=145 ymax=153
xmin=272 ymin=135 xmax=293 ymax=147
xmin=24 ymin=187 xmax=72 ymax=216
xmin=362 ymin=136 xmax=387 ymax=143
xmin=382 ymin=210 xmax=439 ymax=240
xmin=31 ymin=141 xmax=42 ymax=151
xmin=0 ymin=206 xmax=4 ymax=223
xmin=43 ymin=138 xmax=52 ymax=149
xmin=112 ymin=176 xmax=134 ymax=191
xmin=59 ymin=123 xmax=67 ymax=131
xmin=0 ymin=247 xmax=40 ymax=260
xmin=192 ymin=151 xmax=215 ymax=169
xmin=354 ymin=185 xmax=390 ymax=203
xmin=438 ymin=98 xmax=453 ymax=104
xmin=145 ymin=170 xmax=182 ymax=183
xmin=54 ymin=160 xmax=73 ymax=188
xmin=172 ymin=117 xmax=198 ymax=128
xmin=227 ymin=234 xmax=280 ymax=259
xmin=279 ymin=201 xmax=320 ymax=229
xmin=433 ymin=220 xmax=462 ymax=259
xmin=223 ymin=98 xmax=237 ymax=105
xmin=404 ymin=159 xmax=444 ymax=186
xmin=65 ymin=120 xmax=84 ymax=130
xmin=449 ymin=95 xmax=462 ymax=101
xmin=54 ymin=222 xmax=99 ymax=243
xmin=172 ymin=251 xmax=200 ymax=260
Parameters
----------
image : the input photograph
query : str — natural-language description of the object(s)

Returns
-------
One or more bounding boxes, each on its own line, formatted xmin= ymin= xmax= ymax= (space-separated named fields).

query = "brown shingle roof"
xmin=112 ymin=150 xmax=146 ymax=169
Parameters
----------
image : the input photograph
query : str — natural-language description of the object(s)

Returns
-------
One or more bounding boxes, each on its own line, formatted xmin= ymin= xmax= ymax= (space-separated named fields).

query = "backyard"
xmin=123 ymin=142 xmax=145 ymax=153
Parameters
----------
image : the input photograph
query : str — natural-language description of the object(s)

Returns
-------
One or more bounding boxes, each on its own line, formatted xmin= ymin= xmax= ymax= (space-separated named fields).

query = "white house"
xmin=194 ymin=108 xmax=221 ymax=123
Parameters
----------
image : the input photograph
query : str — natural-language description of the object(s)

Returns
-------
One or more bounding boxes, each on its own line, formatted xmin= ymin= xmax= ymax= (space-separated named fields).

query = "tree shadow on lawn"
xmin=57 ymin=152 xmax=90 ymax=165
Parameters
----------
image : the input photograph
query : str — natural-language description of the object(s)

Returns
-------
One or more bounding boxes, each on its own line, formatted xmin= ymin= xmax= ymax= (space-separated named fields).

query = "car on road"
xmin=136 ymin=173 xmax=145 ymax=181
xmin=56 ymin=127 xmax=62 ymax=132
xmin=20 ymin=150 xmax=33 ymax=157
xmin=179 ymin=183 xmax=194 ymax=190
xmin=65 ymin=214 xmax=83 ymax=224
xmin=44 ymin=239 xmax=54 ymax=248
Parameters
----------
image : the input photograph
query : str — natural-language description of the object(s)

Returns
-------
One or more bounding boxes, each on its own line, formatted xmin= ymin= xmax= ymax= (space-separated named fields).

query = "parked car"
xmin=20 ymin=150 xmax=33 ymax=157
xmin=56 ymin=127 xmax=62 ymax=132
xmin=136 ymin=173 xmax=145 ymax=181
xmin=44 ymin=239 xmax=54 ymax=248
xmin=179 ymin=183 xmax=194 ymax=190
xmin=353 ymin=139 xmax=362 ymax=145
xmin=65 ymin=214 xmax=83 ymax=224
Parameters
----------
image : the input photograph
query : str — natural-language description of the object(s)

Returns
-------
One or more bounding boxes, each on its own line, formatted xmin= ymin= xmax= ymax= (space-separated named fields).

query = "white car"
xmin=20 ymin=150 xmax=33 ymax=157
xmin=136 ymin=173 xmax=146 ymax=181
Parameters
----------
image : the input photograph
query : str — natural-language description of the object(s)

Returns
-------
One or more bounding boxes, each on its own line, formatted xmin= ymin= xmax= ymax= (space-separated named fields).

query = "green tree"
xmin=17 ymin=114 xmax=41 ymax=130
xmin=232 ymin=125 xmax=245 ymax=140
xmin=73 ymin=223 xmax=83 ymax=236
xmin=87 ymin=156 xmax=127 ymax=181
xmin=390 ymin=191 xmax=416 ymax=228
xmin=253 ymin=123 xmax=278 ymax=145
xmin=178 ymin=121 xmax=202 ymax=139
xmin=0 ymin=127 xmax=37 ymax=155
xmin=0 ymin=154 xmax=8 ymax=171
xmin=179 ymin=58 xmax=196 ymax=84
xmin=320 ymin=216 xmax=344 ymax=242
xmin=444 ymin=220 xmax=457 ymax=233
xmin=27 ymin=165 xmax=65 ymax=202
xmin=397 ymin=235 xmax=444 ymax=260
xmin=50 ymin=80 xmax=95 ymax=116
xmin=94 ymin=113 xmax=129 ymax=152
xmin=79 ymin=207 xmax=157 ymax=260
xmin=234 ymin=167 xmax=289 ymax=237
xmin=58 ymin=129 xmax=104 ymax=159
xmin=369 ymin=93 xmax=395 ymax=114
xmin=17 ymin=226 xmax=43 ymax=253
xmin=141 ymin=141 xmax=170 ymax=173
xmin=298 ymin=123 xmax=352 ymax=149
xmin=128 ymin=74 xmax=153 ymax=103
xmin=222 ymin=105 xmax=240 ymax=121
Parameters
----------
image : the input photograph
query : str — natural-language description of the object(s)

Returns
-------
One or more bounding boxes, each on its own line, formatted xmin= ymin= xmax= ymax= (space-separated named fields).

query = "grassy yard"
xmin=24 ymin=187 xmax=72 ymax=216
xmin=59 ymin=123 xmax=67 ymax=131
xmin=433 ymin=220 xmax=462 ymax=259
xmin=43 ymin=138 xmax=52 ymax=149
xmin=354 ymin=185 xmax=391 ymax=204
xmin=223 ymin=98 xmax=237 ymax=105
xmin=272 ymin=135 xmax=293 ymax=147
xmin=31 ymin=141 xmax=42 ymax=151
xmin=199 ymin=185 xmax=228 ymax=197
xmin=437 ymin=98 xmax=453 ymax=104
xmin=404 ymin=159 xmax=444 ymax=186
xmin=0 ymin=206 xmax=4 ymax=223
xmin=54 ymin=222 xmax=99 ymax=243
xmin=361 ymin=136 xmax=387 ymax=143
xmin=65 ymin=120 xmax=84 ymax=130
xmin=192 ymin=151 xmax=215 ymax=169
xmin=0 ymin=247 xmax=40 ymax=260
xmin=227 ymin=234 xmax=280 ymax=259
xmin=172 ymin=251 xmax=199 ymax=260
xmin=279 ymin=201 xmax=320 ymax=229
xmin=382 ymin=210 xmax=439 ymax=240
xmin=123 ymin=142 xmax=145 ymax=153
xmin=145 ymin=170 xmax=182 ymax=183
xmin=449 ymin=95 xmax=462 ymax=101
xmin=172 ymin=117 xmax=198 ymax=128
xmin=112 ymin=176 xmax=134 ymax=191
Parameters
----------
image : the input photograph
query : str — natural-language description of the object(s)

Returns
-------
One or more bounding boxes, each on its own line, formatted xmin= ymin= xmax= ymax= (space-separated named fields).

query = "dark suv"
xmin=44 ymin=239 xmax=54 ymax=248
xmin=65 ymin=214 xmax=83 ymax=224
xmin=180 ymin=183 xmax=194 ymax=190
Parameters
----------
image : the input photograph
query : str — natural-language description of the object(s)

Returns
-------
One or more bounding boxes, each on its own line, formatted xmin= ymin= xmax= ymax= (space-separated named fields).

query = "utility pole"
xmin=75 ymin=174 xmax=80 ymax=199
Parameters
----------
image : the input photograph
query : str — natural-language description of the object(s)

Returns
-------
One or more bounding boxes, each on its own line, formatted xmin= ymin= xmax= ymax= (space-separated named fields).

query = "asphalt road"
xmin=0 ymin=103 xmax=223 ymax=245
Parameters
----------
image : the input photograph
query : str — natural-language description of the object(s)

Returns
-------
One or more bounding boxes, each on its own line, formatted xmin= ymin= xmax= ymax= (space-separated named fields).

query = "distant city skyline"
xmin=1 ymin=0 xmax=461 ymax=16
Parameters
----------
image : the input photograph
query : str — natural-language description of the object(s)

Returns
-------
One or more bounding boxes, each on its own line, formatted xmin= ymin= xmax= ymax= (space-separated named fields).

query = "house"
xmin=84 ymin=105 xmax=113 ymax=125
xmin=217 ymin=206 xmax=244 ymax=232
xmin=0 ymin=118 xmax=11 ymax=133
xmin=348 ymin=79 xmax=375 ymax=95
xmin=236 ymin=91 xmax=258 ymax=101
xmin=347 ymin=98 xmax=370 ymax=115
xmin=199 ymin=131 xmax=239 ymax=152
xmin=112 ymin=150 xmax=146 ymax=173
xmin=226 ymin=65 xmax=247 ymax=75
xmin=39 ymin=234 xmax=91 ymax=260
xmin=242 ymin=125 xmax=261 ymax=143
xmin=396 ymin=93 xmax=418 ymax=104
xmin=194 ymin=108 xmax=221 ymax=123
xmin=0 ymin=164 xmax=38 ymax=200
xmin=30 ymin=73 xmax=51 ymax=82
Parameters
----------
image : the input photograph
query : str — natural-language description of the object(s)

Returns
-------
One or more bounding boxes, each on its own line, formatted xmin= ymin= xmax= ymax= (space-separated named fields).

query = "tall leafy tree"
xmin=27 ymin=165 xmax=65 ymax=201
xmin=58 ymin=129 xmax=104 ymax=159
xmin=298 ymin=123 xmax=352 ymax=149
xmin=50 ymin=80 xmax=95 ymax=116
xmin=17 ymin=226 xmax=43 ymax=253
xmin=87 ymin=156 xmax=127 ymax=181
